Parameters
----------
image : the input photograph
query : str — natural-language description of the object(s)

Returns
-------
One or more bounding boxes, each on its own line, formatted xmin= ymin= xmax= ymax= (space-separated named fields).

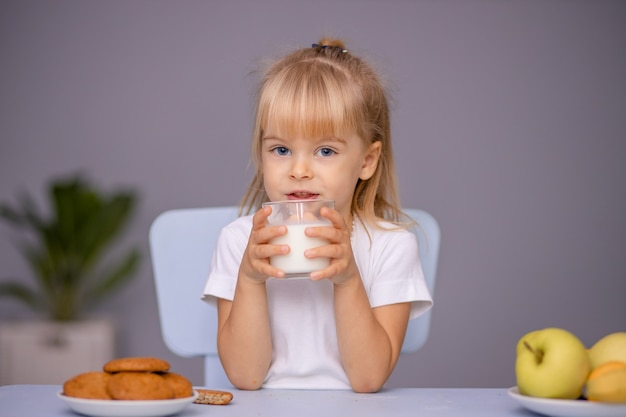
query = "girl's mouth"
xmin=287 ymin=192 xmax=319 ymax=200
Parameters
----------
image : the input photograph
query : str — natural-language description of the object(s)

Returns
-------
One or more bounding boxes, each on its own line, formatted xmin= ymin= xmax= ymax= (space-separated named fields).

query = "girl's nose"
xmin=289 ymin=157 xmax=313 ymax=180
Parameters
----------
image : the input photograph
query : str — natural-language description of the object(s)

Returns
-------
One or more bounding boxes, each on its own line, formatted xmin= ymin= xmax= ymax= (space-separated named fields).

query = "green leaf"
xmin=85 ymin=249 xmax=141 ymax=306
xmin=0 ymin=282 xmax=43 ymax=311
xmin=76 ymin=193 xmax=136 ymax=273
xmin=0 ymin=204 xmax=24 ymax=226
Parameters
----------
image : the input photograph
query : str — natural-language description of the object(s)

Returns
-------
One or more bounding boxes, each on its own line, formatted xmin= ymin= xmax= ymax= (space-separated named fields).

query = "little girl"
xmin=203 ymin=38 xmax=432 ymax=392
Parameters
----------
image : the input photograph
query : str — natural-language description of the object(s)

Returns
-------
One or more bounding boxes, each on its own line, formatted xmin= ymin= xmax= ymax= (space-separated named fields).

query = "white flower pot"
xmin=0 ymin=318 xmax=114 ymax=385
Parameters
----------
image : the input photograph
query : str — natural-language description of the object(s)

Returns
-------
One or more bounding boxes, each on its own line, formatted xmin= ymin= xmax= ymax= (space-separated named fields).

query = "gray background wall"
xmin=1 ymin=0 xmax=625 ymax=388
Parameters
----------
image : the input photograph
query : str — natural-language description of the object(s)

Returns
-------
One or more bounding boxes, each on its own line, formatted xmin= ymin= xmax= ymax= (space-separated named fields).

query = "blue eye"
xmin=317 ymin=147 xmax=335 ymax=157
xmin=272 ymin=146 xmax=291 ymax=156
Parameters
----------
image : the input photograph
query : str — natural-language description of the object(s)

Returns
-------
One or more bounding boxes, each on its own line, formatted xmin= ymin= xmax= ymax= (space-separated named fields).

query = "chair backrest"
xmin=149 ymin=206 xmax=439 ymax=386
xmin=401 ymin=208 xmax=440 ymax=353
xmin=150 ymin=206 xmax=238 ymax=387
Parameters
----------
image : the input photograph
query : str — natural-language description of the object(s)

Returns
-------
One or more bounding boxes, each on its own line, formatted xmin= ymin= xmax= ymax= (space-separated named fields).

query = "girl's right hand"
xmin=239 ymin=205 xmax=289 ymax=283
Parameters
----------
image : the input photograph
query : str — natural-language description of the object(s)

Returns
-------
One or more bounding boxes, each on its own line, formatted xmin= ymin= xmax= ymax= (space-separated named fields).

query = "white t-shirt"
xmin=202 ymin=215 xmax=433 ymax=389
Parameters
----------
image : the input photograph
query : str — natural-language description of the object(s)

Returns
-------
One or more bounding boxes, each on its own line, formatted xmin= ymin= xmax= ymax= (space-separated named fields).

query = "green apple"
xmin=515 ymin=327 xmax=590 ymax=399
xmin=589 ymin=332 xmax=626 ymax=369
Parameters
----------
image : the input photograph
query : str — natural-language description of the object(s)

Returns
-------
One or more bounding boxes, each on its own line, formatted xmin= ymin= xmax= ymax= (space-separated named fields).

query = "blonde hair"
xmin=241 ymin=38 xmax=407 ymax=227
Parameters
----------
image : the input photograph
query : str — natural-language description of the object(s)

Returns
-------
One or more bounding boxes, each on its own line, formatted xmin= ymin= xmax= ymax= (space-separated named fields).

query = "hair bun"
xmin=312 ymin=38 xmax=348 ymax=54
xmin=316 ymin=38 xmax=347 ymax=50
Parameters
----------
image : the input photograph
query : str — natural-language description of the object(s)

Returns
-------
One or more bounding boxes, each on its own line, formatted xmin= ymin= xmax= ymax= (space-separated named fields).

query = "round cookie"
xmin=103 ymin=357 xmax=170 ymax=373
xmin=106 ymin=372 xmax=174 ymax=400
xmin=162 ymin=372 xmax=193 ymax=398
xmin=63 ymin=371 xmax=112 ymax=399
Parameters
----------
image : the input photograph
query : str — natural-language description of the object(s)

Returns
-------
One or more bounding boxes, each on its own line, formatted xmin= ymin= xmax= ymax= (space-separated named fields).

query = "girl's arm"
xmin=307 ymin=207 xmax=411 ymax=392
xmin=216 ymin=207 xmax=288 ymax=390
xmin=216 ymin=284 xmax=271 ymax=390
xmin=334 ymin=279 xmax=411 ymax=393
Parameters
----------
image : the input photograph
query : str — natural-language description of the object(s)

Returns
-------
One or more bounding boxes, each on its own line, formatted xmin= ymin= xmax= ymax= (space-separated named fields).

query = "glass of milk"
xmin=263 ymin=199 xmax=334 ymax=278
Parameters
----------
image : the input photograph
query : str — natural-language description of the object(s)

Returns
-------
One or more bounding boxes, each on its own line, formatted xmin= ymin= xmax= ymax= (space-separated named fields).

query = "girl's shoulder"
xmin=354 ymin=217 xmax=417 ymax=246
xmin=356 ymin=215 xmax=413 ymax=232
xmin=226 ymin=213 xmax=253 ymax=227
xmin=220 ymin=214 xmax=253 ymax=238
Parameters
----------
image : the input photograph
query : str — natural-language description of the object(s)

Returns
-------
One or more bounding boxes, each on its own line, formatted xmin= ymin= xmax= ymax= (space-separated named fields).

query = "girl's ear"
xmin=359 ymin=141 xmax=382 ymax=180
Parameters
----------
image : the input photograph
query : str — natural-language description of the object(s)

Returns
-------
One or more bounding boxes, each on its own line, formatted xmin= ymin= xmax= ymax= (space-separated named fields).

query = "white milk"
xmin=270 ymin=222 xmax=330 ymax=275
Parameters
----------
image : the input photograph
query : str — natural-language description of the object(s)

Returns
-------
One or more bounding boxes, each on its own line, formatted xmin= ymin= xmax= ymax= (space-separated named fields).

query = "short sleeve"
xmin=201 ymin=216 xmax=252 ymax=305
xmin=357 ymin=224 xmax=433 ymax=319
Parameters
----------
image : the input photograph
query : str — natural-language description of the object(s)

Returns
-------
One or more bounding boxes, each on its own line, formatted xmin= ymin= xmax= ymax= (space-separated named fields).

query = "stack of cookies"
xmin=63 ymin=357 xmax=192 ymax=401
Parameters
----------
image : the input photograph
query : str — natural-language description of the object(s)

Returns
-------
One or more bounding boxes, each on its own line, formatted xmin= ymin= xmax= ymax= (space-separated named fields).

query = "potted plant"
xmin=0 ymin=174 xmax=141 ymax=384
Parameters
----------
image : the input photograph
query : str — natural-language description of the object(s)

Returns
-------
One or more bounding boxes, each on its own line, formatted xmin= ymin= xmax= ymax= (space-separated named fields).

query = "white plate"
xmin=508 ymin=387 xmax=626 ymax=417
xmin=57 ymin=390 xmax=198 ymax=417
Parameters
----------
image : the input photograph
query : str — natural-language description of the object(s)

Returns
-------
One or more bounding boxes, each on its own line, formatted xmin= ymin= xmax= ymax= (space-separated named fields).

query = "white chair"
xmin=149 ymin=206 xmax=440 ymax=386
xmin=401 ymin=208 xmax=440 ymax=353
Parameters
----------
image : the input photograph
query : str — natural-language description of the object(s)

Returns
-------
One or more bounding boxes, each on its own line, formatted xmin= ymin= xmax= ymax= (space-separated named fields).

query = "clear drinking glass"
xmin=262 ymin=199 xmax=334 ymax=277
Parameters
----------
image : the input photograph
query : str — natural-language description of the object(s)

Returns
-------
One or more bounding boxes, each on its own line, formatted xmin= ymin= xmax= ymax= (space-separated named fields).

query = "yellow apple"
xmin=516 ymin=327 xmax=590 ymax=399
xmin=588 ymin=332 xmax=626 ymax=369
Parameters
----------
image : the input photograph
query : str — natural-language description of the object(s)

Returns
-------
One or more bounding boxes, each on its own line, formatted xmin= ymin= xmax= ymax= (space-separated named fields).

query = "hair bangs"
xmin=259 ymin=63 xmax=362 ymax=140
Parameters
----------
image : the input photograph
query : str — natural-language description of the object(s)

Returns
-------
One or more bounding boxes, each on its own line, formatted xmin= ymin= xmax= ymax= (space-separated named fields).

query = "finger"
xmin=250 ymin=206 xmax=287 ymax=244
xmin=320 ymin=206 xmax=345 ymax=228
xmin=309 ymin=261 xmax=343 ymax=281
xmin=253 ymin=240 xmax=290 ymax=260
xmin=252 ymin=205 xmax=272 ymax=230
xmin=304 ymin=224 xmax=335 ymax=242
xmin=305 ymin=243 xmax=342 ymax=262
xmin=254 ymin=224 xmax=288 ymax=244
xmin=253 ymin=260 xmax=286 ymax=279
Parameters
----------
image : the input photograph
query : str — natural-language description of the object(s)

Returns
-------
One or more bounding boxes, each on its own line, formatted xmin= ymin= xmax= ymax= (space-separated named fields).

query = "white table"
xmin=0 ymin=384 xmax=534 ymax=416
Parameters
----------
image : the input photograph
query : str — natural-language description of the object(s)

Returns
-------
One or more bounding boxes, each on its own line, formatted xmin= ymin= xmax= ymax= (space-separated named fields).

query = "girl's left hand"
xmin=304 ymin=207 xmax=359 ymax=285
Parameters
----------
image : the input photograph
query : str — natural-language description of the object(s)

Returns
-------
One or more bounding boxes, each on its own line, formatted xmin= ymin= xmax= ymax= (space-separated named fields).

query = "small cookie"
xmin=106 ymin=372 xmax=174 ymax=400
xmin=194 ymin=389 xmax=233 ymax=405
xmin=63 ymin=372 xmax=112 ymax=399
xmin=162 ymin=372 xmax=194 ymax=398
xmin=103 ymin=357 xmax=170 ymax=373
